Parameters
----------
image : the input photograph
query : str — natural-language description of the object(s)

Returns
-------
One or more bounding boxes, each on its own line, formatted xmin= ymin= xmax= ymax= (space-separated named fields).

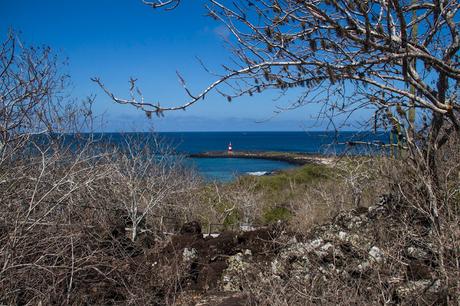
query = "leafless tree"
xmin=335 ymin=156 xmax=379 ymax=208
xmin=0 ymin=31 xmax=71 ymax=154
xmin=108 ymin=134 xmax=194 ymax=241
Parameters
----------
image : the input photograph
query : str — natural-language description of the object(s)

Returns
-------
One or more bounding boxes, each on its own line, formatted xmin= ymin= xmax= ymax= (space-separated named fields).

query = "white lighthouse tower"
xmin=228 ymin=142 xmax=233 ymax=154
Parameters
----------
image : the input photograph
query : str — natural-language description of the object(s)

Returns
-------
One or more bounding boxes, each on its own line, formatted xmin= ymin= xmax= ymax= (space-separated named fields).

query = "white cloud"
xmin=212 ymin=25 xmax=231 ymax=40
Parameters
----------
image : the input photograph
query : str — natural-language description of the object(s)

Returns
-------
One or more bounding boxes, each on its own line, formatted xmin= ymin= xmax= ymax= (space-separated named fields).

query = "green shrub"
xmin=223 ymin=210 xmax=241 ymax=229
xmin=255 ymin=164 xmax=331 ymax=191
xmin=263 ymin=207 xmax=292 ymax=224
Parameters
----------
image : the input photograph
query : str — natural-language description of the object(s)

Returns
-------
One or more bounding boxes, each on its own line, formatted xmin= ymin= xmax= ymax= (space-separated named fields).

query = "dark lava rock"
xmin=407 ymin=260 xmax=432 ymax=280
xmin=180 ymin=221 xmax=202 ymax=235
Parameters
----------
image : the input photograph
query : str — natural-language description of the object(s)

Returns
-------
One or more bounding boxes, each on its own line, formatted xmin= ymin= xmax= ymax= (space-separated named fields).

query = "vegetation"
xmin=190 ymin=160 xmax=382 ymax=233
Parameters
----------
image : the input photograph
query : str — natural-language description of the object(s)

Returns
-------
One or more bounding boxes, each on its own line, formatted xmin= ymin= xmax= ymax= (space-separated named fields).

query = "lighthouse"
xmin=227 ymin=142 xmax=233 ymax=154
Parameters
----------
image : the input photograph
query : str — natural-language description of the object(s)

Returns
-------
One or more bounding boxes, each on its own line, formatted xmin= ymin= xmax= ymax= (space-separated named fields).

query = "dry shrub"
xmin=378 ymin=137 xmax=460 ymax=303
xmin=0 ymin=133 xmax=202 ymax=304
xmin=288 ymin=179 xmax=353 ymax=233
xmin=181 ymin=178 xmax=267 ymax=234
xmin=289 ymin=156 xmax=387 ymax=234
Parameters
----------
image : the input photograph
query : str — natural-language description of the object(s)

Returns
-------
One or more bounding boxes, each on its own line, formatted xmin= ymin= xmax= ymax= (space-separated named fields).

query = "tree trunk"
xmin=131 ymin=224 xmax=137 ymax=242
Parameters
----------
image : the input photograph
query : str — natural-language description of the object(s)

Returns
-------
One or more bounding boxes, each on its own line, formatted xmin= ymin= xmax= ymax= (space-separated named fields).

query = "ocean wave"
xmin=246 ymin=171 xmax=270 ymax=176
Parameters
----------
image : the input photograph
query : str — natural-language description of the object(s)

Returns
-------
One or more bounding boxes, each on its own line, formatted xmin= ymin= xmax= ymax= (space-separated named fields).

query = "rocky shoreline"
xmin=188 ymin=151 xmax=336 ymax=166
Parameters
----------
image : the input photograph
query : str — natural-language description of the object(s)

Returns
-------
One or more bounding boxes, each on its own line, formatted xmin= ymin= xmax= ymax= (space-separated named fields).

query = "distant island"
xmin=189 ymin=150 xmax=336 ymax=166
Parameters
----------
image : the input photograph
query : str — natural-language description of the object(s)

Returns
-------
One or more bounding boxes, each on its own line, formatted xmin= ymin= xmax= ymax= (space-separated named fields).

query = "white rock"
xmin=338 ymin=231 xmax=348 ymax=241
xmin=287 ymin=236 xmax=298 ymax=245
xmin=358 ymin=261 xmax=371 ymax=272
xmin=239 ymin=223 xmax=255 ymax=232
xmin=369 ymin=246 xmax=384 ymax=263
xmin=271 ymin=258 xmax=282 ymax=275
xmin=396 ymin=279 xmax=441 ymax=298
xmin=407 ymin=246 xmax=429 ymax=260
xmin=182 ymin=248 xmax=198 ymax=262
xmin=315 ymin=242 xmax=334 ymax=258
xmin=309 ymin=238 xmax=324 ymax=249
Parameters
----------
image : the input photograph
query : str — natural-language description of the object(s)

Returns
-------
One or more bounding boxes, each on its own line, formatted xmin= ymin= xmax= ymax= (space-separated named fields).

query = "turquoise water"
xmin=186 ymin=157 xmax=296 ymax=182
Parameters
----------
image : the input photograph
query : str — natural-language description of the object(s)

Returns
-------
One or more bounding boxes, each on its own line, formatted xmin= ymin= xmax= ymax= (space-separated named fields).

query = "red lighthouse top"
xmin=228 ymin=142 xmax=233 ymax=153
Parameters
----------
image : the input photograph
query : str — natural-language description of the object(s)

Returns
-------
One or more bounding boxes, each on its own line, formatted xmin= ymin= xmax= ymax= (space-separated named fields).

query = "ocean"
xmin=96 ymin=131 xmax=388 ymax=182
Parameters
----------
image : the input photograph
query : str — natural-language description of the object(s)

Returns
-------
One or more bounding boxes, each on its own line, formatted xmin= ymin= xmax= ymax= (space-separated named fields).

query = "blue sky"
xmin=1 ymin=0 xmax=369 ymax=131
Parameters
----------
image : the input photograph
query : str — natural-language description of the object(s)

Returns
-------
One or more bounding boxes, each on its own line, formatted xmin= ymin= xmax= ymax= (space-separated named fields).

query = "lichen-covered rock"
xmin=406 ymin=246 xmax=429 ymax=260
xmin=220 ymin=252 xmax=251 ymax=292
xmin=368 ymin=246 xmax=384 ymax=263
xmin=309 ymin=238 xmax=324 ymax=249
xmin=345 ymin=260 xmax=371 ymax=275
xmin=271 ymin=258 xmax=282 ymax=275
xmin=338 ymin=231 xmax=348 ymax=241
xmin=278 ymin=242 xmax=311 ymax=259
xmin=316 ymin=242 xmax=333 ymax=257
xmin=396 ymin=279 xmax=441 ymax=300
xmin=348 ymin=215 xmax=368 ymax=229
xmin=182 ymin=247 xmax=198 ymax=263
xmin=267 ymin=205 xmax=390 ymax=285
xmin=243 ymin=249 xmax=252 ymax=256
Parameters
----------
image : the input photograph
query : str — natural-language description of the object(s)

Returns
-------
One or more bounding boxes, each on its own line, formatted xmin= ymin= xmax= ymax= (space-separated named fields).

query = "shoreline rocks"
xmin=189 ymin=150 xmax=336 ymax=166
